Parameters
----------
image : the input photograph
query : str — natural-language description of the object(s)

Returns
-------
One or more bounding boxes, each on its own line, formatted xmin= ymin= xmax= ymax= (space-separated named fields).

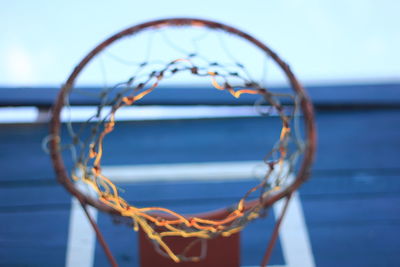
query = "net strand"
xmin=65 ymin=57 xmax=300 ymax=262
xmin=53 ymin=20 xmax=311 ymax=263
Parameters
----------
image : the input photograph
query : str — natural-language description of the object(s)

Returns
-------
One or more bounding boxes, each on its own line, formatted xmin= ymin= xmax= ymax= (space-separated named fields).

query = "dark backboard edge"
xmin=0 ymin=83 xmax=399 ymax=110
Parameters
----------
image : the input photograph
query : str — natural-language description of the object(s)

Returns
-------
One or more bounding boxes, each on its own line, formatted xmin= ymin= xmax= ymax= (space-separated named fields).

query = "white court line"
xmin=66 ymin=161 xmax=315 ymax=267
xmin=102 ymin=161 xmax=265 ymax=183
xmin=60 ymin=105 xmax=260 ymax=122
xmin=66 ymin=183 xmax=98 ymax=267
xmin=0 ymin=107 xmax=38 ymax=123
xmin=274 ymin=192 xmax=315 ymax=267
xmin=0 ymin=105 xmax=260 ymax=124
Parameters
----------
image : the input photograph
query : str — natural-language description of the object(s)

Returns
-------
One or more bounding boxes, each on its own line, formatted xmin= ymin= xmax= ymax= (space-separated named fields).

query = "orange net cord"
xmin=73 ymin=58 xmax=291 ymax=262
xmin=48 ymin=19 xmax=316 ymax=266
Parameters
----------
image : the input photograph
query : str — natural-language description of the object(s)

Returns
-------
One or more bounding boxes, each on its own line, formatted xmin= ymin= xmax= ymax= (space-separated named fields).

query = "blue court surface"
xmin=0 ymin=84 xmax=400 ymax=267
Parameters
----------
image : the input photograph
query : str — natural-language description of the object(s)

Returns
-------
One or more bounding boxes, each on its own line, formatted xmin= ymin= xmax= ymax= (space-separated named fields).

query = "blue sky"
xmin=1 ymin=0 xmax=399 ymax=86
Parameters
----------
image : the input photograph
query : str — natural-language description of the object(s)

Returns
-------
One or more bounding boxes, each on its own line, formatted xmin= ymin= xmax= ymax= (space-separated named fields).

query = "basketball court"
xmin=1 ymin=83 xmax=399 ymax=266
xmin=1 ymin=4 xmax=400 ymax=266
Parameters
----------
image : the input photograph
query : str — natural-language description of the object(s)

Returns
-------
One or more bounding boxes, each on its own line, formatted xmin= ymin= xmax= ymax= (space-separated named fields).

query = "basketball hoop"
xmin=48 ymin=18 xmax=316 ymax=266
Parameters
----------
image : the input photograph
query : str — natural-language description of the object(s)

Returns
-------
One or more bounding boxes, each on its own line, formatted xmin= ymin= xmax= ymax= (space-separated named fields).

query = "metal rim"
xmin=49 ymin=17 xmax=317 ymax=219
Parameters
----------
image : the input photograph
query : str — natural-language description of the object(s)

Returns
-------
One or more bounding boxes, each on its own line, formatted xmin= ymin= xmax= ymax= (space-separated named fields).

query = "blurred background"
xmin=0 ymin=1 xmax=399 ymax=266
xmin=1 ymin=0 xmax=399 ymax=85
